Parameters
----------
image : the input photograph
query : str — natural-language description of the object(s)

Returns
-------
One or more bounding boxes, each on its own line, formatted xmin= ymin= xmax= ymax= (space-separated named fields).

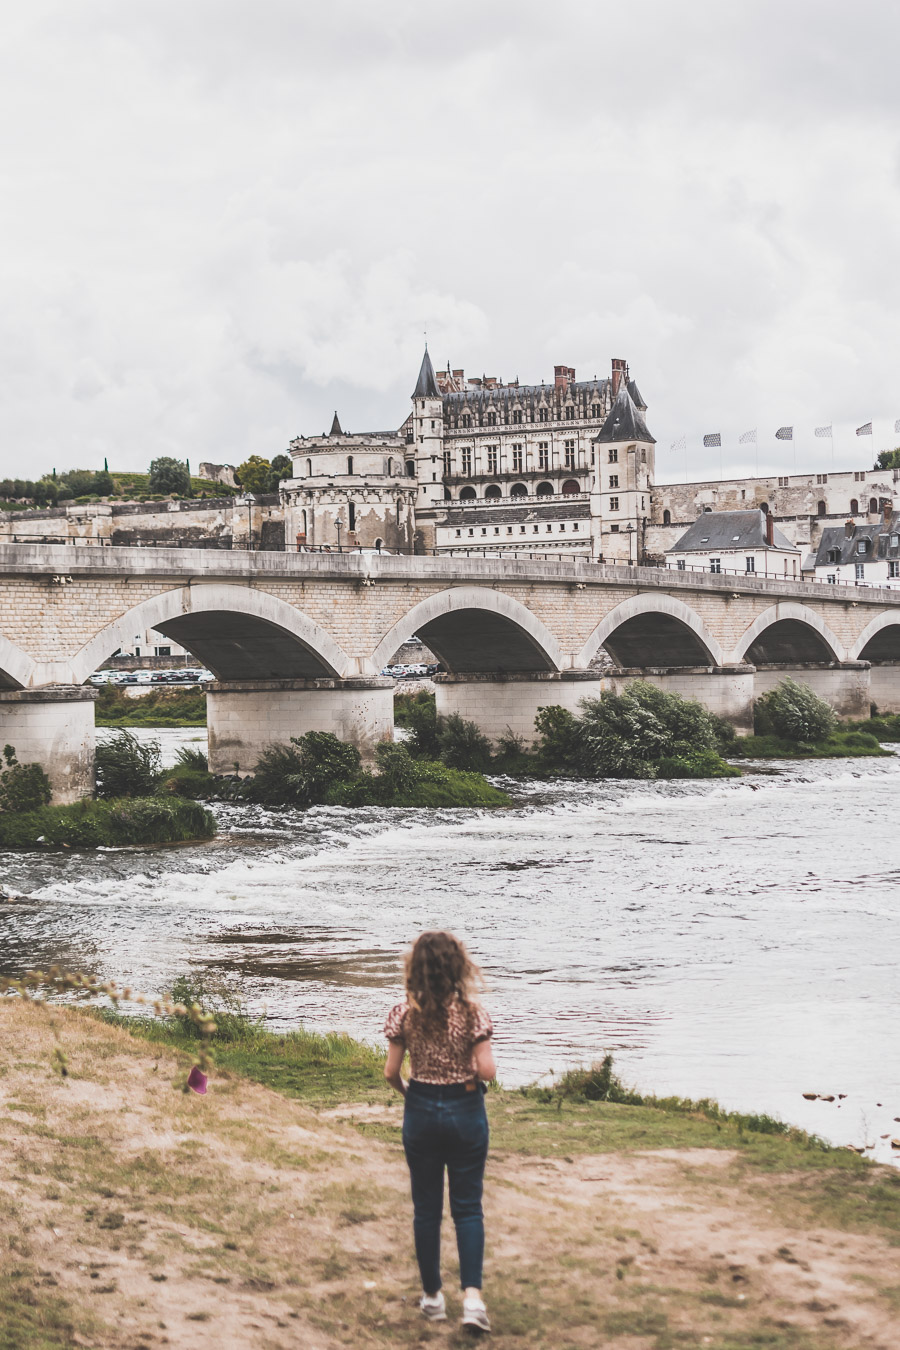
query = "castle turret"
xmin=591 ymin=370 xmax=656 ymax=564
xmin=410 ymin=349 xmax=446 ymax=543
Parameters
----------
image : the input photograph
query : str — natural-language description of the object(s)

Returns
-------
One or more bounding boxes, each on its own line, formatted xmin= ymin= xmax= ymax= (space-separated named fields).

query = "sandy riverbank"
xmin=1 ymin=1001 xmax=899 ymax=1349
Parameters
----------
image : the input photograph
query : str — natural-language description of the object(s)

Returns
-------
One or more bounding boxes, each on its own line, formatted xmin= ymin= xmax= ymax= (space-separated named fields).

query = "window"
xmin=592 ymin=404 xmax=601 ymax=417
xmin=512 ymin=409 xmax=522 ymax=425
xmin=306 ymin=458 xmax=312 ymax=477
xmin=486 ymin=412 xmax=496 ymax=426
xmin=609 ymin=474 xmax=619 ymax=488
xmin=538 ymin=442 xmax=549 ymax=470
xmin=459 ymin=485 xmax=476 ymax=500
xmin=154 ymin=645 xmax=171 ymax=656
xmin=539 ymin=407 xmax=549 ymax=423
xmin=857 ymin=541 xmax=867 ymax=554
xmin=565 ymin=407 xmax=574 ymax=420
xmin=520 ymin=526 xmax=526 ymax=534
xmin=405 ymin=460 xmax=416 ymax=477
xmin=676 ymin=559 xmax=686 ymax=570
xmin=610 ymin=524 xmax=619 ymax=532
xmin=869 ymin=498 xmax=879 ymax=513
xmin=850 ymin=498 xmax=859 ymax=514
xmin=662 ymin=509 xmax=671 ymax=525
xmin=506 ymin=526 xmax=513 ymax=535
xmin=608 ymin=447 xmax=618 ymax=463
xmin=609 ymin=496 xmax=619 ymax=511
xmin=892 ymin=535 xmax=899 ymax=548
xmin=461 ymin=448 xmax=473 ymax=476
xmin=481 ymin=528 xmax=487 ymax=536
xmin=745 ymin=556 xmax=755 ymax=573
xmin=468 ymin=528 xmax=474 ymax=536
xmin=816 ymin=473 xmax=828 ymax=484
xmin=573 ymin=522 xmax=579 ymax=531
xmin=856 ymin=562 xmax=865 ymax=580
xmin=462 ymin=414 xmax=471 ymax=428
xmin=455 ymin=529 xmax=461 ymax=538
xmin=512 ymin=444 xmax=523 ymax=472
xmin=817 ymin=500 xmax=826 ymax=517
xmin=827 ymin=573 xmax=836 ymax=584
xmin=777 ymin=476 xmax=789 ymax=486
xmin=564 ymin=439 xmax=575 ymax=468
xmin=546 ymin=524 xmax=552 ymax=532
xmin=443 ymin=451 xmax=451 ymax=476
xmin=854 ymin=471 xmax=865 ymax=481
xmin=710 ymin=558 xmax=721 ymax=573
xmin=348 ymin=502 xmax=356 ymax=531
xmin=487 ymin=445 xmax=498 ymax=474
xmin=890 ymin=561 xmax=900 ymax=579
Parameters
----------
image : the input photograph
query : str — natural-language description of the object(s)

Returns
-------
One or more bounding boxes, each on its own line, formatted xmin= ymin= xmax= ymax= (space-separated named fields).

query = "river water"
xmin=1 ymin=731 xmax=898 ymax=1162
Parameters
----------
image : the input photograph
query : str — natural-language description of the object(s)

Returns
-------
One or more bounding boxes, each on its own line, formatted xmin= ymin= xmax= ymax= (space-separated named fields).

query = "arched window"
xmin=306 ymin=459 xmax=312 ymax=477
xmin=348 ymin=501 xmax=356 ymax=532
xmin=536 ymin=481 xmax=554 ymax=496
xmin=485 ymin=484 xmax=502 ymax=499
xmin=302 ymin=508 xmax=307 ymax=534
xmin=561 ymin=479 xmax=580 ymax=495
xmin=870 ymin=497 xmax=878 ymax=514
xmin=510 ymin=483 xmax=528 ymax=497
xmin=817 ymin=500 xmax=826 ymax=517
xmin=406 ymin=460 xmax=416 ymax=477
xmin=374 ymin=538 xmax=384 ymax=552
xmin=459 ymin=486 xmax=477 ymax=501
xmin=663 ymin=509 xmax=671 ymax=526
xmin=347 ymin=456 xmax=353 ymax=475
xmin=850 ymin=498 xmax=859 ymax=514
xmin=760 ymin=502 xmax=769 ymax=515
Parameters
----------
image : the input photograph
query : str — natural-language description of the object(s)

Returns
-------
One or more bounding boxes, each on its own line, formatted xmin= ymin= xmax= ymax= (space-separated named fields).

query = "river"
xmin=2 ymin=730 xmax=898 ymax=1162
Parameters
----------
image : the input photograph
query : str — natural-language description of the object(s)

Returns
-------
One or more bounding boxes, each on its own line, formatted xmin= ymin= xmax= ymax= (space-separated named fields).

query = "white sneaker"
xmin=461 ymin=1296 xmax=491 ymax=1334
xmin=420 ymin=1291 xmax=447 ymax=1321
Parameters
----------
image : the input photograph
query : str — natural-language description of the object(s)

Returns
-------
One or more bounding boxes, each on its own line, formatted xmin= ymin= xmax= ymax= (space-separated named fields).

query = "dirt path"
xmin=1 ymin=1002 xmax=899 ymax=1349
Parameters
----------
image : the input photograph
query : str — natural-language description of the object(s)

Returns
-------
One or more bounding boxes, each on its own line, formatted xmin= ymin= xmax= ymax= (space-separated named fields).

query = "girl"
xmin=384 ymin=931 xmax=496 ymax=1334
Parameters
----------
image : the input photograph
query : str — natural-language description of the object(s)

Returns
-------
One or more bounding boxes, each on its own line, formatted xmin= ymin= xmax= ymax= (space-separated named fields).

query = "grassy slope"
xmin=2 ymin=1001 xmax=900 ymax=1350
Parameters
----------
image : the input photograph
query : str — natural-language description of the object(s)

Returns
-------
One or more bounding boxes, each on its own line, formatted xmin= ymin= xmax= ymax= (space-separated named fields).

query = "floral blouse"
xmin=384 ymin=998 xmax=493 ymax=1084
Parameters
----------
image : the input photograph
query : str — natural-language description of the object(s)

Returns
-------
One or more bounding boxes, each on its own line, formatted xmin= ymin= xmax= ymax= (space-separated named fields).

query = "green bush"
xmin=168 ymin=975 xmax=260 ymax=1040
xmin=403 ymin=694 xmax=441 ymax=759
xmin=656 ymin=749 xmax=740 ymax=778
xmin=245 ymin=731 xmax=362 ymax=807
xmin=159 ymin=768 xmax=216 ymax=799
xmin=393 ymin=689 xmax=435 ymax=728
xmin=437 ymin=713 xmax=493 ymax=771
xmin=95 ymin=730 xmax=161 ymax=798
xmin=0 ymin=796 xmax=216 ymax=849
xmin=148 ymin=456 xmax=191 ymax=495
xmin=533 ymin=705 xmax=582 ymax=774
xmin=754 ymin=677 xmax=836 ymax=744
xmin=173 ymin=745 xmax=208 ymax=771
xmin=0 ymin=745 xmax=52 ymax=813
xmin=575 ymin=681 xmax=721 ymax=779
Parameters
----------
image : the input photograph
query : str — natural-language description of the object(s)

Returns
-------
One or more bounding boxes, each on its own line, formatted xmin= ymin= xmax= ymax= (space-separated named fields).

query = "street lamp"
xmin=334 ymin=515 xmax=343 ymax=552
xmin=626 ymin=522 xmax=635 ymax=565
xmin=238 ymin=493 xmax=256 ymax=551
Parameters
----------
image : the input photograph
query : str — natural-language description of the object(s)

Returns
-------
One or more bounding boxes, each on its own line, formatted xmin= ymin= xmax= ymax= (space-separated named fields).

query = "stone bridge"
xmin=3 ymin=543 xmax=900 ymax=800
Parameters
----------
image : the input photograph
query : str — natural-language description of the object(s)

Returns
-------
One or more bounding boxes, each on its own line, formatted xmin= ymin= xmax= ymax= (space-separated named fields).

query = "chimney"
xmin=765 ymin=512 xmax=774 ymax=546
xmin=611 ymin=357 xmax=627 ymax=397
xmin=845 ymin=519 xmax=855 ymax=538
xmin=883 ymin=501 xmax=893 ymax=525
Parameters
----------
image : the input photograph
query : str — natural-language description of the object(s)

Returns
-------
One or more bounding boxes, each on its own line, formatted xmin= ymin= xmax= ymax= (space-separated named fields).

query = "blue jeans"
xmin=402 ymin=1081 xmax=489 ymax=1294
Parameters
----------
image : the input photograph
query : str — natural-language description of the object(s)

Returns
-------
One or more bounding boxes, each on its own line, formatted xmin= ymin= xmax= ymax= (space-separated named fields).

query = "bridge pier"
xmin=607 ymin=665 xmax=756 ymax=735
xmin=206 ymin=677 xmax=394 ymax=775
xmin=867 ymin=665 xmax=900 ymax=714
xmin=752 ymin=662 xmax=871 ymax=719
xmin=0 ymin=686 xmax=97 ymax=804
xmin=434 ymin=672 xmax=610 ymax=747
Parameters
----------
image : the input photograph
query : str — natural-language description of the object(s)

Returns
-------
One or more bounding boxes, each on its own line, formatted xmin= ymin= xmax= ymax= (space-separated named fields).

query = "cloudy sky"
xmin=1 ymin=0 xmax=898 ymax=483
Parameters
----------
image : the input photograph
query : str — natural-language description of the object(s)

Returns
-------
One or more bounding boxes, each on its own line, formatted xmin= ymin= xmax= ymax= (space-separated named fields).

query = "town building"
xmin=665 ymin=509 xmax=802 ymax=580
xmin=812 ymin=512 xmax=900 ymax=589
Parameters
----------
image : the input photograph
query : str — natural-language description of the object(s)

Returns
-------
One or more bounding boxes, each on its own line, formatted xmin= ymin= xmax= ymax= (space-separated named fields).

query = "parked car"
xmin=88 ymin=672 xmax=110 ymax=685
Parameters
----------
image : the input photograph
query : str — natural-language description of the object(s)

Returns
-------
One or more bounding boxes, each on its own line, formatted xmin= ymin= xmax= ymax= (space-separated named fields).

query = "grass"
xmin=3 ymin=1000 xmax=900 ymax=1349
xmin=727 ymin=729 xmax=891 ymax=759
xmin=0 ymin=796 xmax=216 ymax=848
xmin=94 ymin=683 xmax=207 ymax=727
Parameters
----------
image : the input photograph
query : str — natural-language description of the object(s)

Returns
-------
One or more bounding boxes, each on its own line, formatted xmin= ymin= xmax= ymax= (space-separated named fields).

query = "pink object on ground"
xmin=187 ymin=1066 xmax=208 ymax=1094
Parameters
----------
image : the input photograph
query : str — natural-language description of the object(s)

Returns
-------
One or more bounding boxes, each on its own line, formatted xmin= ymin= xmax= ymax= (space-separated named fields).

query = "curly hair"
xmin=404 ymin=931 xmax=481 ymax=1035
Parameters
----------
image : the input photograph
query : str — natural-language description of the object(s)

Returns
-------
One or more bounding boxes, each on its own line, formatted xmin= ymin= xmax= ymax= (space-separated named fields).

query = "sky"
xmin=1 ymin=0 xmax=898 ymax=485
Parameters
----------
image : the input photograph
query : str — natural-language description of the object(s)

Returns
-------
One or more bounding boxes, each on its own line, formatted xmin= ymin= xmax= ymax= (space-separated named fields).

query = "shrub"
xmin=0 ymin=745 xmax=52 ymax=813
xmin=754 ymin=677 xmax=837 ymax=744
xmin=234 ymin=454 xmax=271 ymax=494
xmin=437 ymin=713 xmax=492 ymax=771
xmin=174 ymin=745 xmax=209 ymax=772
xmin=0 ymin=796 xmax=215 ymax=849
xmin=574 ymin=682 xmax=718 ymax=779
xmin=95 ymin=730 xmax=161 ymax=798
xmin=393 ymin=689 xmax=435 ymax=728
xmin=656 ymin=749 xmax=740 ymax=778
xmin=168 ymin=974 xmax=259 ymax=1040
xmin=403 ymin=695 xmax=441 ymax=759
xmin=533 ymin=705 xmax=582 ymax=774
xmin=245 ymin=731 xmax=362 ymax=807
xmin=373 ymin=741 xmax=420 ymax=796
xmin=159 ymin=768 xmax=215 ymax=799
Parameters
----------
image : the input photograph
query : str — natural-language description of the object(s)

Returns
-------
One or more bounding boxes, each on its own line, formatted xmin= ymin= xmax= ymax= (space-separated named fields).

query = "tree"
xmin=148 ymin=457 xmax=191 ymax=495
xmin=267 ymin=453 xmax=293 ymax=492
xmin=235 ymin=455 xmax=272 ymax=494
xmin=875 ymin=448 xmax=900 ymax=471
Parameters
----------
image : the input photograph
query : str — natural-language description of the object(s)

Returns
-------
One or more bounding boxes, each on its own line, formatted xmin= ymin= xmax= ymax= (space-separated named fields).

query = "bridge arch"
xmin=576 ymin=595 xmax=725 ymax=669
xmin=70 ymin=585 xmax=354 ymax=685
xmin=0 ymin=633 xmax=37 ymax=690
xmin=370 ymin=587 xmax=563 ymax=675
xmin=732 ymin=603 xmax=845 ymax=665
xmin=848 ymin=612 xmax=900 ymax=663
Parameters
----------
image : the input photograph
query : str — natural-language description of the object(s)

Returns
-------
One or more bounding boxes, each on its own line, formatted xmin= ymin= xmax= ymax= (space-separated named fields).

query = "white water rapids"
xmin=2 ymin=729 xmax=898 ymax=1162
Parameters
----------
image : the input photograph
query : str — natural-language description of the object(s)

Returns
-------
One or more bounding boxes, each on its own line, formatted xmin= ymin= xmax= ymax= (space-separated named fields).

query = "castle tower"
xmin=591 ymin=368 xmax=656 ymax=564
xmin=410 ymin=349 xmax=446 ymax=544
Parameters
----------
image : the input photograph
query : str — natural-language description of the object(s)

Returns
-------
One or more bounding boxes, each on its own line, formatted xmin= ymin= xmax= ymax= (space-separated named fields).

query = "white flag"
xmin=670 ymin=435 xmax=686 ymax=453
xmin=775 ymin=426 xmax=793 ymax=441
xmin=894 ymin=418 xmax=900 ymax=433
xmin=856 ymin=422 xmax=873 ymax=436
xmin=739 ymin=429 xmax=757 ymax=444
xmin=703 ymin=432 xmax=721 ymax=448
xmin=815 ymin=425 xmax=832 ymax=438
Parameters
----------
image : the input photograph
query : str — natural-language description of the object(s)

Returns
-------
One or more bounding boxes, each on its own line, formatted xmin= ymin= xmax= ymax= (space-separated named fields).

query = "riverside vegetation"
xmin=2 ymin=988 xmax=900 ymax=1348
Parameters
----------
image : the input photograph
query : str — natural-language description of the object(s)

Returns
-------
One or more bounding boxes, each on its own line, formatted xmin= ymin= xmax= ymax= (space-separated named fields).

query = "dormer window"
xmin=827 ymin=549 xmax=841 ymax=563
xmin=892 ymin=535 xmax=899 ymax=548
xmin=857 ymin=540 xmax=867 ymax=554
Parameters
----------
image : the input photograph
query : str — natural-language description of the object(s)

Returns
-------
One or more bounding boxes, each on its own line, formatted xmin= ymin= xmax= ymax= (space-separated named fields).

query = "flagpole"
xmin=684 ymin=436 xmax=688 ymax=486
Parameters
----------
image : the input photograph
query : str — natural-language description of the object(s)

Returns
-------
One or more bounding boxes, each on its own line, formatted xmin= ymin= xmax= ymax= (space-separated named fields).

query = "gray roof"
xmin=668 ymin=509 xmax=795 ymax=554
xmin=593 ymin=380 xmax=656 ymax=444
xmin=443 ymin=501 xmax=590 ymax=526
xmin=626 ymin=378 xmax=646 ymax=410
xmin=413 ymin=348 xmax=441 ymax=398
xmin=441 ymin=376 xmax=610 ymax=411
xmin=814 ymin=520 xmax=900 ymax=568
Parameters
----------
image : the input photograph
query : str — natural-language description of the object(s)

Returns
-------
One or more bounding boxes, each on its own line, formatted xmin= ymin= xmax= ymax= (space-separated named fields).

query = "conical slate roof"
xmin=329 ymin=411 xmax=343 ymax=435
xmin=594 ymin=379 xmax=655 ymax=444
xmin=626 ymin=378 xmax=647 ymax=410
xmin=412 ymin=347 xmax=440 ymax=398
